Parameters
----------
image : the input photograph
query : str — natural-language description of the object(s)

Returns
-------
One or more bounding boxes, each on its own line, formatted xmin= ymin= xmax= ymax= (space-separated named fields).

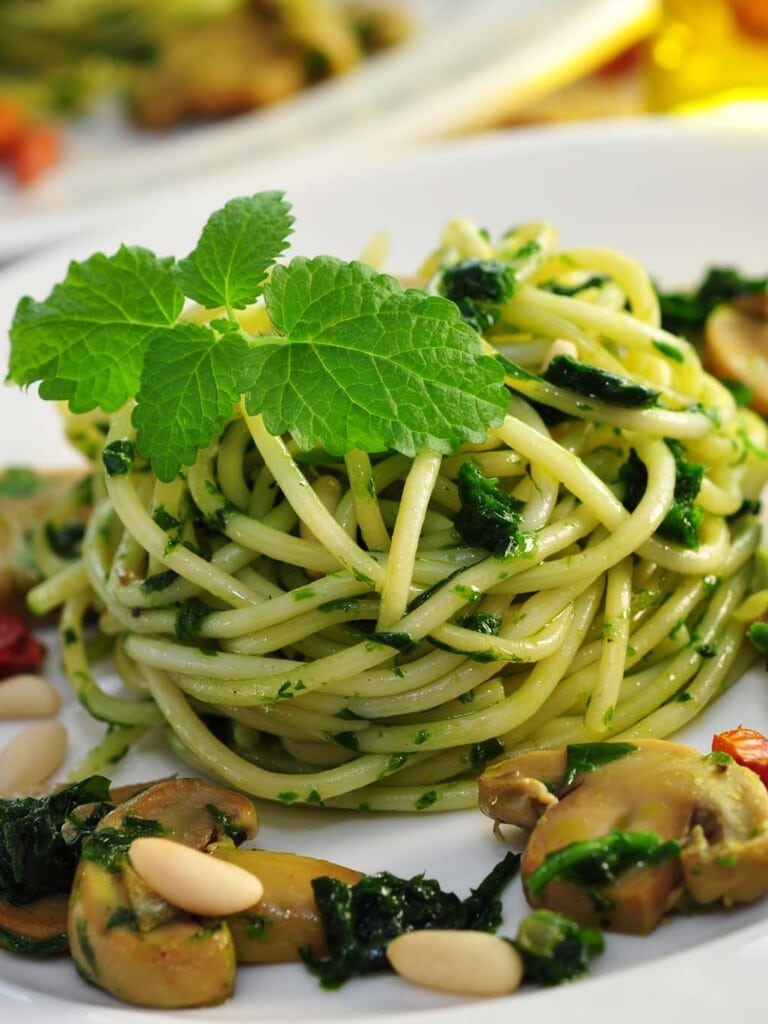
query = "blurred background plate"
xmin=0 ymin=0 xmax=654 ymax=261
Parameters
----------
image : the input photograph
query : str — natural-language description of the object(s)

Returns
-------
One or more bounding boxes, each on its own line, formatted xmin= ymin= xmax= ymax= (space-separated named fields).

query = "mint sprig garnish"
xmin=134 ymin=324 xmax=249 ymax=484
xmin=9 ymin=246 xmax=183 ymax=413
xmin=247 ymin=255 xmax=504 ymax=456
xmin=175 ymin=191 xmax=294 ymax=311
xmin=8 ymin=191 xmax=508 ymax=482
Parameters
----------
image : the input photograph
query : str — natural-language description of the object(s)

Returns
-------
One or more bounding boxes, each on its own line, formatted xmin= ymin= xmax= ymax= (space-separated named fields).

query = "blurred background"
xmin=1 ymin=0 xmax=767 ymax=262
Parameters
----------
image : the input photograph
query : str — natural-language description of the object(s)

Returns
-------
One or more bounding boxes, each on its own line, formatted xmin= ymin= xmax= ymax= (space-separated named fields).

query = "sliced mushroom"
xmin=478 ymin=739 xmax=768 ymax=934
xmin=213 ymin=847 xmax=362 ymax=963
xmin=67 ymin=778 xmax=259 ymax=1009
xmin=478 ymin=749 xmax=564 ymax=829
xmin=0 ymin=893 xmax=69 ymax=957
xmin=705 ymin=297 xmax=768 ymax=414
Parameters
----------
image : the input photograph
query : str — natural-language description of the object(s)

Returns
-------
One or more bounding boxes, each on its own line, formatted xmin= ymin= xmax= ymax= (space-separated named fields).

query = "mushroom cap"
xmin=705 ymin=298 xmax=768 ymax=414
xmin=478 ymin=739 xmax=768 ymax=934
xmin=215 ymin=847 xmax=362 ymax=963
xmin=67 ymin=778 xmax=259 ymax=1008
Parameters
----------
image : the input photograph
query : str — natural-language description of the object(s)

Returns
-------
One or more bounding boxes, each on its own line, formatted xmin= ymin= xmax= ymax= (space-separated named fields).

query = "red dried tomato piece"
xmin=712 ymin=727 xmax=768 ymax=786
xmin=0 ymin=613 xmax=46 ymax=679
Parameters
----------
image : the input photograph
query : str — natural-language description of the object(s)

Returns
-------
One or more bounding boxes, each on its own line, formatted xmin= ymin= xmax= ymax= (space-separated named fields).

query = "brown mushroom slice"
xmin=479 ymin=739 xmax=768 ymax=934
xmin=214 ymin=848 xmax=362 ymax=963
xmin=0 ymin=892 xmax=68 ymax=956
xmin=478 ymin=749 xmax=566 ymax=829
xmin=705 ymin=297 xmax=768 ymax=414
xmin=67 ymin=778 xmax=259 ymax=1009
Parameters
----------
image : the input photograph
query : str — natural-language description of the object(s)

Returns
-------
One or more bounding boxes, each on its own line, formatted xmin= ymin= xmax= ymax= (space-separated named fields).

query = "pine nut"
xmin=542 ymin=338 xmax=579 ymax=371
xmin=129 ymin=837 xmax=264 ymax=917
xmin=386 ymin=929 xmax=524 ymax=998
xmin=0 ymin=720 xmax=67 ymax=796
xmin=0 ymin=674 xmax=61 ymax=719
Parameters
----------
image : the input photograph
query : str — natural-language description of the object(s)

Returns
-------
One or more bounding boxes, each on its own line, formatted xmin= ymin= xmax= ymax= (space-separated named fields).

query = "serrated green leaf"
xmin=243 ymin=256 xmax=507 ymax=456
xmin=175 ymin=192 xmax=294 ymax=311
xmin=8 ymin=246 xmax=182 ymax=413
xmin=133 ymin=324 xmax=248 ymax=482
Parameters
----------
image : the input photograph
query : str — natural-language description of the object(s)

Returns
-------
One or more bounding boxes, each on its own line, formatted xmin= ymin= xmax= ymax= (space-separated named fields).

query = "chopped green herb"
xmin=277 ymin=791 xmax=300 ymax=805
xmin=175 ymin=598 xmax=210 ymax=639
xmin=414 ymin=790 xmax=438 ymax=810
xmin=695 ymin=643 xmax=717 ymax=659
xmin=652 ymin=339 xmax=685 ymax=363
xmin=383 ymin=753 xmax=408 ymax=775
xmin=140 ymin=569 xmax=178 ymax=594
xmin=367 ymin=630 xmax=417 ymax=654
xmin=705 ymin=750 xmax=733 ymax=768
xmin=748 ymin=620 xmax=768 ymax=657
xmin=107 ymin=906 xmax=139 ymax=932
xmin=331 ymin=732 xmax=360 ymax=751
xmin=205 ymin=804 xmax=249 ymax=845
xmin=456 ymin=611 xmax=502 ymax=635
xmin=540 ymin=274 xmax=608 ymax=298
xmin=243 ymin=914 xmax=272 ymax=940
xmin=318 ymin=597 xmax=363 ymax=614
xmin=562 ymin=742 xmax=637 ymax=789
xmin=469 ymin=738 xmax=506 ymax=768
xmin=102 ymin=440 xmax=133 ymax=476
xmin=151 ymin=507 xmax=181 ymax=530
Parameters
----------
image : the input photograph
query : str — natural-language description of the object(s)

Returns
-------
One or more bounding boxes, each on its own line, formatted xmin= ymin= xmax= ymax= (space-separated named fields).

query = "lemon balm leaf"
xmin=8 ymin=246 xmax=182 ymax=414
xmin=133 ymin=324 xmax=249 ymax=483
xmin=242 ymin=256 xmax=508 ymax=456
xmin=175 ymin=192 xmax=294 ymax=311
xmin=7 ymin=195 xmax=510 ymax=481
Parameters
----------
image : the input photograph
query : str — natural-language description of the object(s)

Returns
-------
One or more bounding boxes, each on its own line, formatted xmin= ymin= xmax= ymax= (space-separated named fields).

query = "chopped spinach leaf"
xmin=454 ymin=461 xmax=530 ymax=558
xmin=513 ymin=908 xmax=604 ymax=986
xmin=302 ymin=851 xmax=520 ymax=988
xmin=440 ymin=258 xmax=517 ymax=333
xmin=0 ymin=776 xmax=112 ymax=905
xmin=525 ymin=830 xmax=682 ymax=903
xmin=620 ymin=440 xmax=703 ymax=549
xmin=456 ymin=611 xmax=502 ymax=635
xmin=543 ymin=355 xmax=659 ymax=408
xmin=657 ymin=267 xmax=768 ymax=338
xmin=45 ymin=520 xmax=85 ymax=559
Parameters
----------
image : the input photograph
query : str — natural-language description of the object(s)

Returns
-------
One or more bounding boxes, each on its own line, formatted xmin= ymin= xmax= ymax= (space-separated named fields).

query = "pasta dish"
xmin=15 ymin=202 xmax=768 ymax=814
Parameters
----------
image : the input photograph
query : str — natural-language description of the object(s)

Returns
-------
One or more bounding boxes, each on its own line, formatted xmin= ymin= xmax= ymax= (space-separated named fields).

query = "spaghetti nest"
xmin=30 ymin=218 xmax=768 ymax=812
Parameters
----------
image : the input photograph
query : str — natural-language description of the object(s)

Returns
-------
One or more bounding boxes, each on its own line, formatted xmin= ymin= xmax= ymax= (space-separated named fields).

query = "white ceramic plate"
xmin=0 ymin=0 xmax=654 ymax=261
xmin=1 ymin=119 xmax=768 ymax=1023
